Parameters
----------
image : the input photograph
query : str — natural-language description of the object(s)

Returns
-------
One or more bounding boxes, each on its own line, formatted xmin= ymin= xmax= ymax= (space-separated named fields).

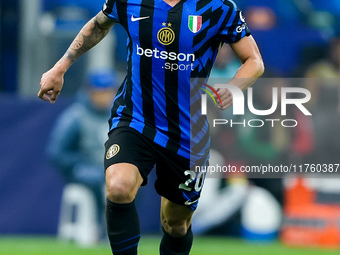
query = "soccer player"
xmin=38 ymin=0 xmax=264 ymax=254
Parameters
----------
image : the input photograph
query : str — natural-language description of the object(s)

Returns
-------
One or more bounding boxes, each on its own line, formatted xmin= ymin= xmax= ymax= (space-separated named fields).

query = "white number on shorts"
xmin=178 ymin=170 xmax=205 ymax=192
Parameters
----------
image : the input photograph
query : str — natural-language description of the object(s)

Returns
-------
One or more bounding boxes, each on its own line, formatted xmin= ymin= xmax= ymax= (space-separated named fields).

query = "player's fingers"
xmin=37 ymin=88 xmax=49 ymax=101
xmin=38 ymin=75 xmax=49 ymax=99
xmin=213 ymin=88 xmax=231 ymax=108
xmin=212 ymin=88 xmax=223 ymax=104
xmin=40 ymin=73 xmax=49 ymax=87
xmin=40 ymin=94 xmax=50 ymax=101
xmin=218 ymin=88 xmax=231 ymax=100
xmin=218 ymin=101 xmax=232 ymax=110
xmin=37 ymin=89 xmax=50 ymax=101
xmin=224 ymin=98 xmax=233 ymax=109
xmin=49 ymin=90 xmax=60 ymax=104
xmin=213 ymin=87 xmax=228 ymax=98
xmin=217 ymin=95 xmax=232 ymax=109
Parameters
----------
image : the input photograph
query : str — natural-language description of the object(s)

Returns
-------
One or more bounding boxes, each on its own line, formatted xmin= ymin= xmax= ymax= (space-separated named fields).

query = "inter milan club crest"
xmin=188 ymin=15 xmax=202 ymax=33
xmin=157 ymin=23 xmax=175 ymax=45
xmin=106 ymin=144 xmax=120 ymax=159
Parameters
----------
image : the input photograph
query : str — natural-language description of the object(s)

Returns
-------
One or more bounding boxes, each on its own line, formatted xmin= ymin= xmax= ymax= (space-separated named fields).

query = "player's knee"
xmin=162 ymin=218 xmax=189 ymax=237
xmin=105 ymin=163 xmax=142 ymax=203
xmin=106 ymin=178 xmax=136 ymax=203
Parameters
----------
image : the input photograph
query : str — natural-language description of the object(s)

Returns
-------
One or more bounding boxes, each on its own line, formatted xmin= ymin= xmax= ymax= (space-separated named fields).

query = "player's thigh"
xmin=104 ymin=127 xmax=156 ymax=203
xmin=160 ymin=196 xmax=194 ymax=237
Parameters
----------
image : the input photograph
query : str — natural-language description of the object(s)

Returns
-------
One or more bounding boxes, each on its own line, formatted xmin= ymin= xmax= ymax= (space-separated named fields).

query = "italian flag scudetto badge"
xmin=188 ymin=15 xmax=202 ymax=33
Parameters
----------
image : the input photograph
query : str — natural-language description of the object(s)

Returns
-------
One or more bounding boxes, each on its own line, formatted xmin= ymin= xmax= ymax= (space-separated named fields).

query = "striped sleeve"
xmin=218 ymin=1 xmax=250 ymax=44
xmin=102 ymin=0 xmax=120 ymax=23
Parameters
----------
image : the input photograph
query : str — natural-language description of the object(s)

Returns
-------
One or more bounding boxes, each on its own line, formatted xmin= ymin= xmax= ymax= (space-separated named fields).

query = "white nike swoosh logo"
xmin=131 ymin=15 xmax=150 ymax=22
xmin=184 ymin=199 xmax=199 ymax=206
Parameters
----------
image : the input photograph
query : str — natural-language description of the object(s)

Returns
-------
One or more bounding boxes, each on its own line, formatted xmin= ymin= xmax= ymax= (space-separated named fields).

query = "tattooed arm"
xmin=38 ymin=12 xmax=115 ymax=103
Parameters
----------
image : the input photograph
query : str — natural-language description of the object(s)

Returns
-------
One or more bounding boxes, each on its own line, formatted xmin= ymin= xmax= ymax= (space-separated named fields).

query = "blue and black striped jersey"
xmin=102 ymin=0 xmax=250 ymax=161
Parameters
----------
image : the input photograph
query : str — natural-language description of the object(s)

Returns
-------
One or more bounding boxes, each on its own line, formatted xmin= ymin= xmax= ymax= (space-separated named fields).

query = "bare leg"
xmin=105 ymin=163 xmax=143 ymax=255
xmin=160 ymin=197 xmax=194 ymax=255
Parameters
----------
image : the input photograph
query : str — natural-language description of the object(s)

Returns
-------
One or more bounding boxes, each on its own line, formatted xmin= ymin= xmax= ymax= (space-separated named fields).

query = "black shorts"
xmin=104 ymin=127 xmax=208 ymax=210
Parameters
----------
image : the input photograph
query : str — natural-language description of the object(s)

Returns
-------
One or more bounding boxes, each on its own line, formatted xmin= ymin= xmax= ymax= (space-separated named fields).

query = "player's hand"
xmin=38 ymin=68 xmax=64 ymax=104
xmin=213 ymin=85 xmax=233 ymax=110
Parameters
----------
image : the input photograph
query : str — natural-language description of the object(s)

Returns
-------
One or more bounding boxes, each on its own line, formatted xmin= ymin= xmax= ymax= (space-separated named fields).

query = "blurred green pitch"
xmin=0 ymin=236 xmax=339 ymax=255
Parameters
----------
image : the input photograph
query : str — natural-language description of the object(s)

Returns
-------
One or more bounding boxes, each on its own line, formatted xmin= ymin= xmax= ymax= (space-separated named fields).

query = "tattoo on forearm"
xmin=65 ymin=18 xmax=108 ymax=63
xmin=70 ymin=38 xmax=83 ymax=50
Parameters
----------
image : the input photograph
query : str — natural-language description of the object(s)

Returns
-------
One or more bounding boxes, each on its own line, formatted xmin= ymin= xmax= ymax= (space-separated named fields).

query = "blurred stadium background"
xmin=1 ymin=0 xmax=340 ymax=254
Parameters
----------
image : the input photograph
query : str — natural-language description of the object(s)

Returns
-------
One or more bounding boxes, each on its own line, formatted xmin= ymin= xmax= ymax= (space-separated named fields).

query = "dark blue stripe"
xmin=139 ymin=0 xmax=157 ymax=140
xmin=110 ymin=234 xmax=141 ymax=245
xmin=111 ymin=242 xmax=139 ymax=253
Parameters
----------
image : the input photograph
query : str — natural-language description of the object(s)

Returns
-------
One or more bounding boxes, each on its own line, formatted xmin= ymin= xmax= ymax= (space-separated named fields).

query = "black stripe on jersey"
xmin=140 ymin=0 xmax=157 ymax=139
xmin=191 ymin=57 xmax=213 ymax=78
xmin=189 ymin=81 xmax=204 ymax=132
xmin=220 ymin=0 xmax=239 ymax=44
xmin=191 ymin=5 xmax=224 ymax=79
xmin=190 ymin=97 xmax=201 ymax=117
xmin=191 ymin=124 xmax=210 ymax=155
xmin=196 ymin=0 xmax=208 ymax=12
xmin=109 ymin=77 xmax=125 ymax=128
xmin=113 ymin=0 xmax=135 ymax=128
xmin=193 ymin=6 xmax=223 ymax=49
xmin=102 ymin=0 xmax=113 ymax=15
xmin=164 ymin=4 xmax=185 ymax=152
xmin=193 ymin=148 xmax=210 ymax=170
xmin=191 ymin=115 xmax=207 ymax=138
xmin=117 ymin=37 xmax=135 ymax=128
xmin=117 ymin=0 xmax=128 ymax=28
xmin=190 ymin=80 xmax=203 ymax=98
